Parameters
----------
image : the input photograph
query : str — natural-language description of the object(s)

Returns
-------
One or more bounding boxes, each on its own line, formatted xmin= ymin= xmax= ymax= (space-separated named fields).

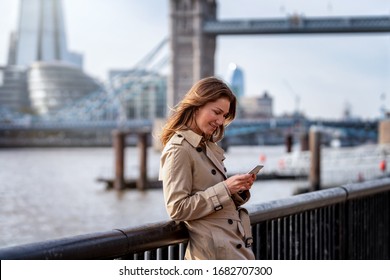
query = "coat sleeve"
xmin=231 ymin=190 xmax=251 ymax=207
xmin=160 ymin=144 xmax=232 ymax=221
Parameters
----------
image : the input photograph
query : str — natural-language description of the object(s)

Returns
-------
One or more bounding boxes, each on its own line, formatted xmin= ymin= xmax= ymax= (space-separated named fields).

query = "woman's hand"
xmin=224 ymin=173 xmax=256 ymax=195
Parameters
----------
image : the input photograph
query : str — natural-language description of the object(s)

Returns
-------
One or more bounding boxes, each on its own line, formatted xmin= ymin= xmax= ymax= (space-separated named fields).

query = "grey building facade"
xmin=109 ymin=70 xmax=167 ymax=121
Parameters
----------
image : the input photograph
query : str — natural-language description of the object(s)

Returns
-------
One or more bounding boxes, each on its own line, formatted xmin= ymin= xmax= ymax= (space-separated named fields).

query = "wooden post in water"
xmin=309 ymin=128 xmax=321 ymax=191
xmin=285 ymin=133 xmax=293 ymax=153
xmin=137 ymin=132 xmax=148 ymax=191
xmin=113 ymin=130 xmax=125 ymax=190
xmin=379 ymin=119 xmax=390 ymax=144
xmin=300 ymin=132 xmax=309 ymax=151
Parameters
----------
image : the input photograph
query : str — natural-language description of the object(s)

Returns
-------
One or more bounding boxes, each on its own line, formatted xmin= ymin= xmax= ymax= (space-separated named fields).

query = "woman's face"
xmin=193 ymin=97 xmax=230 ymax=137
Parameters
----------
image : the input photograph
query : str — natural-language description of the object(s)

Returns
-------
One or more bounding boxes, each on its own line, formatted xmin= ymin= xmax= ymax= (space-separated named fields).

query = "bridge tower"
xmin=168 ymin=0 xmax=216 ymax=108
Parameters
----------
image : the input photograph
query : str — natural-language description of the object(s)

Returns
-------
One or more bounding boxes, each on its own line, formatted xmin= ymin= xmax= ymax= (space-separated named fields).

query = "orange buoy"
xmin=278 ymin=159 xmax=285 ymax=169
xmin=379 ymin=160 xmax=386 ymax=172
xmin=259 ymin=153 xmax=267 ymax=163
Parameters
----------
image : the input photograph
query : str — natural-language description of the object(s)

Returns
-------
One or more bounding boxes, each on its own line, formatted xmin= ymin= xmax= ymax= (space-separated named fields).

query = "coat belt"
xmin=238 ymin=207 xmax=253 ymax=248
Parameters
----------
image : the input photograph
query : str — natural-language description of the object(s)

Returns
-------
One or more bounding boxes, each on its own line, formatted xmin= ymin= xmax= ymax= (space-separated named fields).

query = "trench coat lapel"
xmin=178 ymin=130 xmax=227 ymax=179
xmin=205 ymin=141 xmax=227 ymax=179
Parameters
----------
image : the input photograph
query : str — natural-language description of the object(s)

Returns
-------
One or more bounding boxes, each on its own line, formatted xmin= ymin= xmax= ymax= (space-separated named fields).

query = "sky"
xmin=0 ymin=0 xmax=389 ymax=120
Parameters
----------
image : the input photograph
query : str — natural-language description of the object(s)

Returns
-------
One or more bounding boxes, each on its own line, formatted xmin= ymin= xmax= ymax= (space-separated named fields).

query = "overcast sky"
xmin=0 ymin=0 xmax=389 ymax=120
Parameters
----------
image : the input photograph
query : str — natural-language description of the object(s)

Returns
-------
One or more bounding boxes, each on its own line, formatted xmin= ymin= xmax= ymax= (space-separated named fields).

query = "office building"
xmin=109 ymin=69 xmax=167 ymax=120
xmin=225 ymin=63 xmax=244 ymax=99
xmin=0 ymin=66 xmax=30 ymax=112
xmin=241 ymin=91 xmax=274 ymax=119
xmin=28 ymin=62 xmax=100 ymax=114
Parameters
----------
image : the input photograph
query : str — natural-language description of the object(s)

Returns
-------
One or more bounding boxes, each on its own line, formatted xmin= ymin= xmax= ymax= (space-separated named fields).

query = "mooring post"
xmin=300 ymin=132 xmax=309 ymax=151
xmin=137 ymin=132 xmax=148 ymax=191
xmin=285 ymin=133 xmax=293 ymax=153
xmin=113 ymin=130 xmax=125 ymax=191
xmin=309 ymin=127 xmax=321 ymax=191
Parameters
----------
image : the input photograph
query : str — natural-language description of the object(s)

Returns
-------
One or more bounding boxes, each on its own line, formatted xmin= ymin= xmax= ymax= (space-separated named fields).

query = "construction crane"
xmin=282 ymin=79 xmax=300 ymax=115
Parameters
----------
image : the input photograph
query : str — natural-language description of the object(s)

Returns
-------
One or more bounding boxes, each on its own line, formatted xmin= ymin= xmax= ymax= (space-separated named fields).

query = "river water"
xmin=0 ymin=145 xmax=305 ymax=249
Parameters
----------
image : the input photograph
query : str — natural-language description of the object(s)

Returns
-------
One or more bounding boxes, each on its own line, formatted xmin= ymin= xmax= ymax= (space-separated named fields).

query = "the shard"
xmin=11 ymin=0 xmax=82 ymax=68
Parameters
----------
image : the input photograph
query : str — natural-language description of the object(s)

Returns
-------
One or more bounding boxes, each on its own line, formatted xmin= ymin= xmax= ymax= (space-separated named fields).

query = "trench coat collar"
xmin=176 ymin=129 xmax=204 ymax=148
xmin=177 ymin=130 xmax=227 ymax=178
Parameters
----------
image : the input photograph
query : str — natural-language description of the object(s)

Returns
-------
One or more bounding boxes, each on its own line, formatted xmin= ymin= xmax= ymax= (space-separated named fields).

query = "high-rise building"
xmin=225 ymin=63 xmax=244 ymax=99
xmin=13 ymin=0 xmax=82 ymax=68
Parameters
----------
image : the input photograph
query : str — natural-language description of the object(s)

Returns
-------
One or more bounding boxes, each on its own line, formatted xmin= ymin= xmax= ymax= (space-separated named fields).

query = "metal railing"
xmin=1 ymin=178 xmax=389 ymax=260
xmin=249 ymin=179 xmax=390 ymax=259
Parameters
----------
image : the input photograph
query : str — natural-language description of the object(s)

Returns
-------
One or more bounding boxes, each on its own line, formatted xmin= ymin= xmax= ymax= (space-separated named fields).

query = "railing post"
xmin=113 ymin=130 xmax=125 ymax=191
xmin=309 ymin=127 xmax=321 ymax=191
xmin=137 ymin=132 xmax=148 ymax=191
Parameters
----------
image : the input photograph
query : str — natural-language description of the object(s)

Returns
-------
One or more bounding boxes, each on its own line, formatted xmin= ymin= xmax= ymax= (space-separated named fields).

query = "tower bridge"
xmin=169 ymin=0 xmax=390 ymax=107
xmin=203 ymin=15 xmax=390 ymax=35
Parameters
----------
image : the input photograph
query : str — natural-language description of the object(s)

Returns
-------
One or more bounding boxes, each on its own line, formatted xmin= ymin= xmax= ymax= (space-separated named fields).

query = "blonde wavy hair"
xmin=160 ymin=76 xmax=237 ymax=147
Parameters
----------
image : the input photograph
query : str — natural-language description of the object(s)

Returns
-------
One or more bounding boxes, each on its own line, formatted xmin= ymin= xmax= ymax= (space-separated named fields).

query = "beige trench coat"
xmin=159 ymin=130 xmax=255 ymax=260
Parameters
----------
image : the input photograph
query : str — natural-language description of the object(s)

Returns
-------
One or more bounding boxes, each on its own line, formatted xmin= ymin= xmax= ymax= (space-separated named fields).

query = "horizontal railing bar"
xmin=0 ymin=230 xmax=128 ymax=260
xmin=118 ymin=220 xmax=188 ymax=254
xmin=341 ymin=177 xmax=390 ymax=199
xmin=247 ymin=187 xmax=347 ymax=223
xmin=248 ymin=178 xmax=390 ymax=223
xmin=0 ymin=221 xmax=188 ymax=260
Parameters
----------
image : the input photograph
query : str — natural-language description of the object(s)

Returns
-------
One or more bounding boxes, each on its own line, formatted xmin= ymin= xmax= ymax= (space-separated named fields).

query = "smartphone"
xmin=247 ymin=165 xmax=264 ymax=175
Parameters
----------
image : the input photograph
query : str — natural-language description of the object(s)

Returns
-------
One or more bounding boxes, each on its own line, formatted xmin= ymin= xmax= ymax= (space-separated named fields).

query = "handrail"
xmin=0 ymin=221 xmax=188 ymax=260
xmin=248 ymin=177 xmax=390 ymax=223
xmin=1 ymin=177 xmax=390 ymax=260
xmin=247 ymin=187 xmax=347 ymax=223
xmin=341 ymin=177 xmax=390 ymax=199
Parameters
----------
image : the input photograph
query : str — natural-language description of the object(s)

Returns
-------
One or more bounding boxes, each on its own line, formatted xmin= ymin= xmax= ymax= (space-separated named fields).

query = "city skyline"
xmin=1 ymin=0 xmax=389 ymax=120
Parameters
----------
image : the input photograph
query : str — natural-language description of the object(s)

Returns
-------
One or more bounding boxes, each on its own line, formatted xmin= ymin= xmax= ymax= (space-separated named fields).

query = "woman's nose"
xmin=216 ymin=115 xmax=224 ymax=125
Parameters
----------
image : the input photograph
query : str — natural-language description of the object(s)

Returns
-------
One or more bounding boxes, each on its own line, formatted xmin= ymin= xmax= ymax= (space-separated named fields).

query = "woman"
xmin=159 ymin=76 xmax=256 ymax=260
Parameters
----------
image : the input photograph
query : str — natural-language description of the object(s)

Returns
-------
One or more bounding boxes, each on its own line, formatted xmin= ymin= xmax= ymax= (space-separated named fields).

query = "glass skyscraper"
xmin=225 ymin=63 xmax=244 ymax=118
xmin=225 ymin=63 xmax=244 ymax=99
xmin=11 ymin=0 xmax=82 ymax=68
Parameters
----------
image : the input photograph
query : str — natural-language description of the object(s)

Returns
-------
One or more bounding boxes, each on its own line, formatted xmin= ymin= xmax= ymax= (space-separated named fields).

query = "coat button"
xmin=236 ymin=244 xmax=242 ymax=249
xmin=228 ymin=219 xmax=233 ymax=224
xmin=196 ymin=147 xmax=202 ymax=152
xmin=177 ymin=134 xmax=182 ymax=137
xmin=211 ymin=169 xmax=216 ymax=175
xmin=224 ymin=167 xmax=227 ymax=172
